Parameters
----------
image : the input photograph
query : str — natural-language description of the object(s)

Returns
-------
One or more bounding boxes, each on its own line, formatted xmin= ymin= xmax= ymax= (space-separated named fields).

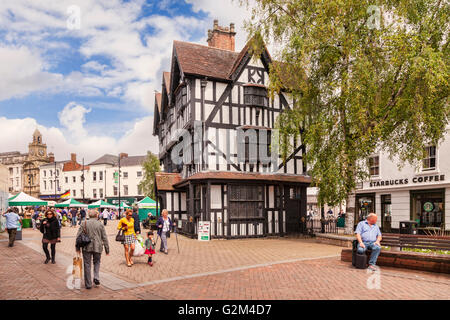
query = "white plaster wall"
xmin=389 ymin=190 xmax=410 ymax=229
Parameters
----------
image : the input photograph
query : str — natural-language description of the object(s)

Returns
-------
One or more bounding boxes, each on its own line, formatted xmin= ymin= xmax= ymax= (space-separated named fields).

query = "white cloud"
xmin=0 ymin=109 xmax=158 ymax=164
xmin=0 ymin=45 xmax=63 ymax=100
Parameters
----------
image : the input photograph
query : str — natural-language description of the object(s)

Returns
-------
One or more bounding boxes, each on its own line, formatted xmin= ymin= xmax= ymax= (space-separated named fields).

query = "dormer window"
xmin=244 ymin=85 xmax=268 ymax=108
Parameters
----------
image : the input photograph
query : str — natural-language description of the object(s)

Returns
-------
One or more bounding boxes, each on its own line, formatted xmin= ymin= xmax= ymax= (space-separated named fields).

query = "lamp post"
xmin=118 ymin=155 xmax=121 ymax=216
xmin=82 ymin=158 xmax=85 ymax=203
xmin=54 ymin=161 xmax=57 ymax=202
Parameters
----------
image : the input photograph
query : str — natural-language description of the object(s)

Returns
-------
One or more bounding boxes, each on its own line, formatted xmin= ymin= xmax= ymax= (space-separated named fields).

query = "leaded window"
xmin=243 ymin=86 xmax=268 ymax=108
xmin=229 ymin=185 xmax=264 ymax=219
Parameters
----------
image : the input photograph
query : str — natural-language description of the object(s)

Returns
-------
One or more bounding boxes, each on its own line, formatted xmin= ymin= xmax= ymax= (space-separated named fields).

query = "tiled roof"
xmin=120 ymin=156 xmax=146 ymax=167
xmin=173 ymin=40 xmax=240 ymax=80
xmin=63 ymin=162 xmax=88 ymax=172
xmin=163 ymin=72 xmax=171 ymax=91
xmin=174 ymin=171 xmax=311 ymax=187
xmin=155 ymin=172 xmax=182 ymax=191
xmin=89 ymin=154 xmax=119 ymax=166
xmin=155 ymin=92 xmax=162 ymax=113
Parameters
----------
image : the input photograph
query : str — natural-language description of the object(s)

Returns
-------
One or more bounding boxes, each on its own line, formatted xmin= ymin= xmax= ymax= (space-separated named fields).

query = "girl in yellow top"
xmin=118 ymin=209 xmax=136 ymax=267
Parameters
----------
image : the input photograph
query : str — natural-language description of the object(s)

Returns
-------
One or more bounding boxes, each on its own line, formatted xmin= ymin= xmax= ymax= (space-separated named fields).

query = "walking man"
xmin=3 ymin=208 xmax=22 ymax=247
xmin=75 ymin=209 xmax=109 ymax=289
xmin=79 ymin=208 xmax=86 ymax=225
xmin=101 ymin=208 xmax=109 ymax=226
xmin=355 ymin=213 xmax=382 ymax=271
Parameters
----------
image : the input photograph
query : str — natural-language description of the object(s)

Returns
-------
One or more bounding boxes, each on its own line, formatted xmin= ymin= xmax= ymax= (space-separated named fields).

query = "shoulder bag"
xmin=116 ymin=221 xmax=125 ymax=242
xmin=76 ymin=220 xmax=91 ymax=248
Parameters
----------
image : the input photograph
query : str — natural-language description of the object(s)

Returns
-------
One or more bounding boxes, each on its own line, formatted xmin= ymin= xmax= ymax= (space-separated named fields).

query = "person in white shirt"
xmin=101 ymin=209 xmax=109 ymax=226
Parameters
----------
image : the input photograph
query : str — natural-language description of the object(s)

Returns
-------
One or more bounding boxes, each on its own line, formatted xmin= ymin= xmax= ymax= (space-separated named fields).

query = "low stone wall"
xmin=315 ymin=233 xmax=355 ymax=248
xmin=341 ymin=249 xmax=450 ymax=274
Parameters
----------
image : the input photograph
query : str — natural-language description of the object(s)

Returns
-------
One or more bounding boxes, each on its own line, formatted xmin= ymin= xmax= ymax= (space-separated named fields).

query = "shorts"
xmin=123 ymin=234 xmax=135 ymax=245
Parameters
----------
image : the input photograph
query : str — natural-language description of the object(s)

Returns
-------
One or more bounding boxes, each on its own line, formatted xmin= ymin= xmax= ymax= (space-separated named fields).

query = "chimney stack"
xmin=207 ymin=19 xmax=236 ymax=51
xmin=119 ymin=153 xmax=128 ymax=160
xmin=71 ymin=153 xmax=76 ymax=162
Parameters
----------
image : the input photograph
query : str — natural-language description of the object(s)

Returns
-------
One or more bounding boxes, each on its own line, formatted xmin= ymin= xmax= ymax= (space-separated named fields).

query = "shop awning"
xmin=8 ymin=192 xmax=48 ymax=206
xmin=55 ymin=198 xmax=88 ymax=208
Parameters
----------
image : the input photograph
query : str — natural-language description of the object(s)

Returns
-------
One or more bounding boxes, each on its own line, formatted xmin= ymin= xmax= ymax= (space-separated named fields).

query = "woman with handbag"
xmin=117 ymin=209 xmax=136 ymax=267
xmin=40 ymin=209 xmax=61 ymax=264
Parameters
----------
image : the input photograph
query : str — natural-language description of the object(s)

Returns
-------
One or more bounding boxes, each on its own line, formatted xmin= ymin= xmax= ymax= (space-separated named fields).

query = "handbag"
xmin=115 ymin=229 xmax=125 ymax=242
xmin=72 ymin=253 xmax=83 ymax=279
xmin=76 ymin=221 xmax=91 ymax=248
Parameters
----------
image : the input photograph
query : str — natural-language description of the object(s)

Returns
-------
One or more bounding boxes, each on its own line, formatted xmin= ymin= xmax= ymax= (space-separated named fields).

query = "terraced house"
xmin=153 ymin=20 xmax=311 ymax=239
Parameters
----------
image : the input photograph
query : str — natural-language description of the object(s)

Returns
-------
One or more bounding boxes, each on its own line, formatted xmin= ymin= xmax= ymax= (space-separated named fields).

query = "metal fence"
xmin=305 ymin=217 xmax=341 ymax=234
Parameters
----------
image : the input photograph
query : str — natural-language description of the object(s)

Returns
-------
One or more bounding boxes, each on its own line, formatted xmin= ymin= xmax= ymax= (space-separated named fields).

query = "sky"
xmin=0 ymin=0 xmax=253 ymax=164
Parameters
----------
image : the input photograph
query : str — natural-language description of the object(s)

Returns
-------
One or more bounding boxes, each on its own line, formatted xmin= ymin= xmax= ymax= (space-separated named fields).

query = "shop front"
xmin=410 ymin=189 xmax=445 ymax=230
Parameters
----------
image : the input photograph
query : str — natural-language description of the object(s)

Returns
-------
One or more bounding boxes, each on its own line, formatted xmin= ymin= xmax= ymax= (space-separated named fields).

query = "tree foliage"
xmin=139 ymin=151 xmax=160 ymax=199
xmin=242 ymin=0 xmax=449 ymax=213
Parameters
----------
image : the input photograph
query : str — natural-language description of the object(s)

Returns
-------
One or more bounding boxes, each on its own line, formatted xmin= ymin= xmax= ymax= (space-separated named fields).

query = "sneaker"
xmin=164 ymin=250 xmax=168 ymax=255
xmin=367 ymin=265 xmax=378 ymax=271
xmin=94 ymin=279 xmax=100 ymax=286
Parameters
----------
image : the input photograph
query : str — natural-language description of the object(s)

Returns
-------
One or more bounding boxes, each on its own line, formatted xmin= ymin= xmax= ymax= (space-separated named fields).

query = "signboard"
xmin=198 ymin=221 xmax=210 ymax=241
xmin=113 ymin=171 xmax=119 ymax=184
xmin=178 ymin=220 xmax=183 ymax=229
xmin=369 ymin=175 xmax=445 ymax=187
xmin=423 ymin=202 xmax=434 ymax=212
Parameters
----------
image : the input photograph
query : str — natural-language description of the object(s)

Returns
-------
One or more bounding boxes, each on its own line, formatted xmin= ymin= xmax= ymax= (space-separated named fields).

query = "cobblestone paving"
xmin=1 ymin=224 xmax=449 ymax=300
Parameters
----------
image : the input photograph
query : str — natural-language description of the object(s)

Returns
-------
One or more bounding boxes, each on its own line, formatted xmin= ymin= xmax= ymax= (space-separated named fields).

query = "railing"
xmin=305 ymin=217 xmax=342 ymax=235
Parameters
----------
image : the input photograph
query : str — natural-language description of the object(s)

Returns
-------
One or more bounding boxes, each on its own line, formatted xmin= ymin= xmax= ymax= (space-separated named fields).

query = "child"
xmin=144 ymin=231 xmax=156 ymax=266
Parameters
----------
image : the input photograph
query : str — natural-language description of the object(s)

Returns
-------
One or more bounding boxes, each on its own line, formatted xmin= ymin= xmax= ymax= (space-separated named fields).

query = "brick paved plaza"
xmin=0 ymin=223 xmax=449 ymax=300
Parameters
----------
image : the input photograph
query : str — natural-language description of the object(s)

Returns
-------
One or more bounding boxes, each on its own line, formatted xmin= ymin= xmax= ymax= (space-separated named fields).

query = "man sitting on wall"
xmin=355 ymin=213 xmax=382 ymax=271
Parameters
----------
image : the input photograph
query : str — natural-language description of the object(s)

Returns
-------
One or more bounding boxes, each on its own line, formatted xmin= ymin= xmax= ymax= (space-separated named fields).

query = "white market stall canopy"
xmin=8 ymin=192 xmax=48 ymax=206
xmin=55 ymin=198 xmax=88 ymax=208
xmin=137 ymin=196 xmax=156 ymax=208
xmin=88 ymin=200 xmax=117 ymax=209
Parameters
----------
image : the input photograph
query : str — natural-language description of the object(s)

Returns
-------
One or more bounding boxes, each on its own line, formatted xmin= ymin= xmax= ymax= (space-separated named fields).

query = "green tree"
xmin=139 ymin=151 xmax=160 ymax=199
xmin=242 ymin=0 xmax=449 ymax=233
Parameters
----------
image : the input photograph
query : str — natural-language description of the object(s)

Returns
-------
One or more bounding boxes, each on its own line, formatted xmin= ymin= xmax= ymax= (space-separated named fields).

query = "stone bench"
xmin=341 ymin=248 xmax=450 ymax=274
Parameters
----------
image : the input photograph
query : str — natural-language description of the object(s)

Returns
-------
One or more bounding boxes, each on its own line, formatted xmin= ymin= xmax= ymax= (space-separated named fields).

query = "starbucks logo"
xmin=423 ymin=202 xmax=434 ymax=212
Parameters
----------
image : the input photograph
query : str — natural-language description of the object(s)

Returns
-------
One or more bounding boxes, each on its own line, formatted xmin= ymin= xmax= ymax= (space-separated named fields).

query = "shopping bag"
xmin=133 ymin=240 xmax=145 ymax=257
xmin=72 ymin=254 xmax=83 ymax=279
xmin=0 ymin=216 xmax=6 ymax=233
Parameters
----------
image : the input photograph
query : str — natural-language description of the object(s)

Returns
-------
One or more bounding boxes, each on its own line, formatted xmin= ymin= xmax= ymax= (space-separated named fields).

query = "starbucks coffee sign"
xmin=369 ymin=174 xmax=445 ymax=187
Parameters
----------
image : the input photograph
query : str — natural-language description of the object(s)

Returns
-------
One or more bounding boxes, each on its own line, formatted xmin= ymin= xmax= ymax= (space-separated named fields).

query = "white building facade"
xmin=356 ymin=136 xmax=450 ymax=233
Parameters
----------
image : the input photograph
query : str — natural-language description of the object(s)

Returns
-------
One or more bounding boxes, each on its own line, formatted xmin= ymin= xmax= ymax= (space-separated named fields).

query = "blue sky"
xmin=0 ymin=0 xmax=251 ymax=162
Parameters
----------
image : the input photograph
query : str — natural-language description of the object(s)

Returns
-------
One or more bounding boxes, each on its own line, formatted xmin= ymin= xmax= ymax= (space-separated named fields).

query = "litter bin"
xmin=22 ymin=218 xmax=32 ymax=229
xmin=337 ymin=216 xmax=345 ymax=228
xmin=399 ymin=220 xmax=418 ymax=234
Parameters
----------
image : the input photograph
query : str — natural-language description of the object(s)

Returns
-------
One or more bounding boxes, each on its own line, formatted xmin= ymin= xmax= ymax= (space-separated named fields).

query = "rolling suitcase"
xmin=355 ymin=251 xmax=368 ymax=269
xmin=351 ymin=240 xmax=358 ymax=267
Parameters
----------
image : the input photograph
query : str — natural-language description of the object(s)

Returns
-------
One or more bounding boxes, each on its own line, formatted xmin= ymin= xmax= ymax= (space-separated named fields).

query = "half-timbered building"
xmin=153 ymin=20 xmax=311 ymax=239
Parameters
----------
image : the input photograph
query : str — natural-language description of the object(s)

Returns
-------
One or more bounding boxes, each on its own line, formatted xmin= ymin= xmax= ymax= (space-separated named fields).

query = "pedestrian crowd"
xmin=1 ymin=204 xmax=174 ymax=290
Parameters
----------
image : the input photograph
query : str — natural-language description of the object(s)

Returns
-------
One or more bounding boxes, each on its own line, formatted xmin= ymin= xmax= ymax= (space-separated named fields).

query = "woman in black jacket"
xmin=40 ymin=209 xmax=61 ymax=264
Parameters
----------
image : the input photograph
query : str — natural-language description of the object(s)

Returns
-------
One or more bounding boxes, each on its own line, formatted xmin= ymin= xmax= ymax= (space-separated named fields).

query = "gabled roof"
xmin=120 ymin=156 xmax=146 ymax=167
xmin=173 ymin=40 xmax=240 ymax=80
xmin=155 ymin=172 xmax=182 ymax=191
xmin=155 ymin=92 xmax=162 ymax=113
xmin=89 ymin=154 xmax=119 ymax=166
xmin=163 ymin=72 xmax=171 ymax=92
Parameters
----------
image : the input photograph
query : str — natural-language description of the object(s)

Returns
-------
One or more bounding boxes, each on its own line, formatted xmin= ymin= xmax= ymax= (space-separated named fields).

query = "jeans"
xmin=82 ymin=251 xmax=101 ymax=288
xmin=7 ymin=228 xmax=17 ymax=246
xmin=357 ymin=241 xmax=381 ymax=266
xmin=160 ymin=231 xmax=168 ymax=252
xmin=72 ymin=216 xmax=77 ymax=226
